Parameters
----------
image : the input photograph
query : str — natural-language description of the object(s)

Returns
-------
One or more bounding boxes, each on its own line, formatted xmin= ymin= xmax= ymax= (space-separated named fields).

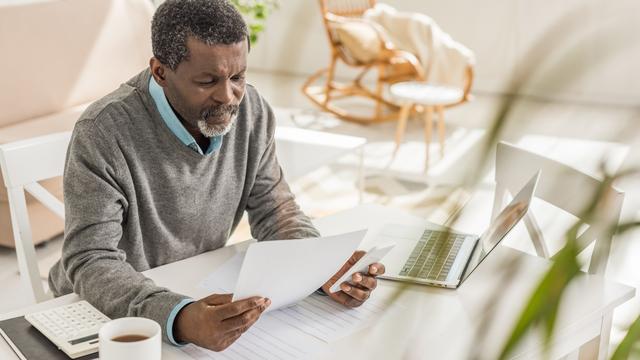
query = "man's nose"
xmin=211 ymin=80 xmax=234 ymax=104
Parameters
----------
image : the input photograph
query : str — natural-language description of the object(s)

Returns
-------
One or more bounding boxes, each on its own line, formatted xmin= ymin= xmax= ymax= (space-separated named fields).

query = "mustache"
xmin=201 ymin=104 xmax=239 ymax=120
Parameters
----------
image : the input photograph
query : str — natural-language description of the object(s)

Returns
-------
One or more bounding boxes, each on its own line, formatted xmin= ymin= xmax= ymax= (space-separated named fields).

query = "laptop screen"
xmin=459 ymin=171 xmax=539 ymax=283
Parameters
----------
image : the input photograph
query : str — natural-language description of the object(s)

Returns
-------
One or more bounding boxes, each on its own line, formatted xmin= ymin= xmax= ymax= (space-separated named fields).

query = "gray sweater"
xmin=48 ymin=69 xmax=320 ymax=342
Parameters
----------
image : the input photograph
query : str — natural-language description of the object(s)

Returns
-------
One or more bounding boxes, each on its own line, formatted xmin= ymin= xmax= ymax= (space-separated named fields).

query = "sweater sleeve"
xmin=245 ymin=98 xmax=321 ymax=241
xmin=60 ymin=119 xmax=190 ymax=343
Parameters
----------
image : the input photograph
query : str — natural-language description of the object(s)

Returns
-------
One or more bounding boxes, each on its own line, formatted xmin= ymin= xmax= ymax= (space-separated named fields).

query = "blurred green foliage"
xmin=230 ymin=0 xmax=279 ymax=44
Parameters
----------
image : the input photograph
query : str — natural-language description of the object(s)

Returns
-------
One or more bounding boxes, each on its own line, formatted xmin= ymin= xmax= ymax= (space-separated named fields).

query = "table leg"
xmin=393 ymin=103 xmax=413 ymax=157
xmin=423 ymin=106 xmax=433 ymax=172
xmin=357 ymin=145 xmax=364 ymax=204
xmin=578 ymin=311 xmax=613 ymax=360
xmin=436 ymin=105 xmax=446 ymax=157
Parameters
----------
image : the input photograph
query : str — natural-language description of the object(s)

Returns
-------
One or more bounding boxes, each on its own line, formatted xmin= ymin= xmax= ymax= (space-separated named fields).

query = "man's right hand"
xmin=173 ymin=293 xmax=270 ymax=351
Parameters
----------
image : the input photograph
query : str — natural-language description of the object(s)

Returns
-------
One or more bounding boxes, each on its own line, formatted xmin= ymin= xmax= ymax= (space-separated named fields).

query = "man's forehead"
xmin=180 ymin=37 xmax=247 ymax=73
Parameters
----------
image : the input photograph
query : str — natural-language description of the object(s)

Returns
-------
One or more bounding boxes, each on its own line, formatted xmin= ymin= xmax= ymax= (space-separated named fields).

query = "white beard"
xmin=197 ymin=117 xmax=234 ymax=138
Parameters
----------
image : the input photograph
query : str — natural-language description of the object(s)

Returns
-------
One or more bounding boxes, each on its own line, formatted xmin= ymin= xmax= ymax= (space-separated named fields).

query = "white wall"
xmin=14 ymin=0 xmax=634 ymax=106
xmin=248 ymin=0 xmax=640 ymax=106
xmin=0 ymin=0 xmax=50 ymax=4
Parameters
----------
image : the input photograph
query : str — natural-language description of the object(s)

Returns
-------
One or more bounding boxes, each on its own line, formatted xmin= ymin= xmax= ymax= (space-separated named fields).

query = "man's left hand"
xmin=321 ymin=251 xmax=386 ymax=308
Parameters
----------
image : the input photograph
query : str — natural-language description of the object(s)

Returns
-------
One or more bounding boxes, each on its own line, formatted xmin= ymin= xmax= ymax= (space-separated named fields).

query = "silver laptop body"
xmin=375 ymin=171 xmax=540 ymax=289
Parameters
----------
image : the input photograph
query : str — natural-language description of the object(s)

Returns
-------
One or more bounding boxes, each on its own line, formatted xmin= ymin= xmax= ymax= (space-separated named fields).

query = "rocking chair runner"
xmin=302 ymin=0 xmax=426 ymax=124
xmin=304 ymin=0 xmax=474 ymax=124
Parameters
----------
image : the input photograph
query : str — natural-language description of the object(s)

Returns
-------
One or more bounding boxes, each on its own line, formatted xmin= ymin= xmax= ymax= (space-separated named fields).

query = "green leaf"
xmin=249 ymin=23 xmax=264 ymax=33
xmin=498 ymin=241 xmax=581 ymax=360
xmin=255 ymin=3 xmax=266 ymax=19
xmin=230 ymin=0 xmax=278 ymax=44
xmin=611 ymin=315 xmax=640 ymax=360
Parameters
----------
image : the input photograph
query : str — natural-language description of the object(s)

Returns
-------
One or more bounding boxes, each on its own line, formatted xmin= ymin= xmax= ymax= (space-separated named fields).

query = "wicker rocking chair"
xmin=302 ymin=0 xmax=426 ymax=124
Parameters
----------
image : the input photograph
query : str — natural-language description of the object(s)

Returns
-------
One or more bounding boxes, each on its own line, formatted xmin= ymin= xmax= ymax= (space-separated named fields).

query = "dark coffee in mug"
xmin=111 ymin=334 xmax=149 ymax=342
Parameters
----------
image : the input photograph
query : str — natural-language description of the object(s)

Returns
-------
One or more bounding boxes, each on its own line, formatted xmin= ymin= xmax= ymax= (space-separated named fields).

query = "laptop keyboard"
xmin=399 ymin=230 xmax=468 ymax=281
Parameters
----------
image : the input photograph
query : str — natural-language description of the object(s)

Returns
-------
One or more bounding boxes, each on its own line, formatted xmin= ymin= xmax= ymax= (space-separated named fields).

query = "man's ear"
xmin=149 ymin=57 xmax=168 ymax=87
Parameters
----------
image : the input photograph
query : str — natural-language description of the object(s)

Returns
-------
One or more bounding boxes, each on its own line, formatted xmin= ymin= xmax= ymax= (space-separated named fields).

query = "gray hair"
xmin=151 ymin=0 xmax=249 ymax=70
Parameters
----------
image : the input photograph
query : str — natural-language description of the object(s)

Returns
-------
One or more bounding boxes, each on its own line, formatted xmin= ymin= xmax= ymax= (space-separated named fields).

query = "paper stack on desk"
xmin=189 ymin=230 xmax=394 ymax=360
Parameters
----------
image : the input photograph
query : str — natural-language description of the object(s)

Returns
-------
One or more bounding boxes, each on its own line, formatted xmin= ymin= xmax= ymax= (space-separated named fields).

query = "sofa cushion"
xmin=0 ymin=0 xmax=153 ymax=128
xmin=0 ymin=103 xmax=88 ymax=144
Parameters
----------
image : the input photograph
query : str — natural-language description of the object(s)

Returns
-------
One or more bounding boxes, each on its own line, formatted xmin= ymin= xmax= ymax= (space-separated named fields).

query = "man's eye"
xmin=232 ymin=75 xmax=245 ymax=82
xmin=197 ymin=79 xmax=215 ymax=85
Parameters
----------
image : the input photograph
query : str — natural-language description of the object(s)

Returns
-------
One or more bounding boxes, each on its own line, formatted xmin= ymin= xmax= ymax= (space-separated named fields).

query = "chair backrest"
xmin=491 ymin=141 xmax=624 ymax=275
xmin=0 ymin=131 xmax=72 ymax=302
xmin=318 ymin=0 xmax=381 ymax=66
xmin=321 ymin=0 xmax=376 ymax=17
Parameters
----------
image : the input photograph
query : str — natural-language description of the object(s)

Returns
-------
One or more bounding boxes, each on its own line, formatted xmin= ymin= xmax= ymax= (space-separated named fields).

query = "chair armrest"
xmin=461 ymin=65 xmax=474 ymax=102
xmin=379 ymin=49 xmax=426 ymax=81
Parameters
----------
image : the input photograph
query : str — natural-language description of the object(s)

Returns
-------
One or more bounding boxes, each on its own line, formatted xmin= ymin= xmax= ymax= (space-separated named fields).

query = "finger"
xmin=330 ymin=291 xmax=364 ymax=308
xmin=323 ymin=250 xmax=367 ymax=291
xmin=322 ymin=251 xmax=366 ymax=293
xmin=202 ymin=293 xmax=233 ymax=306
xmin=348 ymin=250 xmax=367 ymax=265
xmin=340 ymin=282 xmax=371 ymax=302
xmin=369 ymin=263 xmax=386 ymax=276
xmin=335 ymin=251 xmax=367 ymax=278
xmin=220 ymin=305 xmax=267 ymax=332
xmin=214 ymin=296 xmax=267 ymax=320
xmin=352 ymin=273 xmax=377 ymax=290
xmin=338 ymin=251 xmax=367 ymax=276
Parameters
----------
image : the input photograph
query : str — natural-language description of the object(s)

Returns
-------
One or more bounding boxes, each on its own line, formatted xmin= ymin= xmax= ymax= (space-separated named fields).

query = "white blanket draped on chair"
xmin=364 ymin=4 xmax=475 ymax=88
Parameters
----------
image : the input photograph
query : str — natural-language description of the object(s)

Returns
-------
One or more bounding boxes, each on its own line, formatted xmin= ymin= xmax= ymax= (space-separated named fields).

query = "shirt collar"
xmin=148 ymin=76 xmax=222 ymax=155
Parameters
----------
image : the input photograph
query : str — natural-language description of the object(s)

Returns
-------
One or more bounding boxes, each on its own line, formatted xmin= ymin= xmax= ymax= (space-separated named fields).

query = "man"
xmin=48 ymin=0 xmax=385 ymax=352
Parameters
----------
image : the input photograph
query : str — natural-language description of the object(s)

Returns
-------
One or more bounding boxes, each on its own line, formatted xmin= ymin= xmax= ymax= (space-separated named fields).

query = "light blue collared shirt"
xmin=148 ymin=76 xmax=223 ymax=155
xmin=148 ymin=76 xmax=220 ymax=345
xmin=165 ymin=298 xmax=195 ymax=346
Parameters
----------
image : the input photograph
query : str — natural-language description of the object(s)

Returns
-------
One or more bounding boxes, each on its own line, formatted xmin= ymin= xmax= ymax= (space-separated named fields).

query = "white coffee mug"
xmin=99 ymin=317 xmax=161 ymax=360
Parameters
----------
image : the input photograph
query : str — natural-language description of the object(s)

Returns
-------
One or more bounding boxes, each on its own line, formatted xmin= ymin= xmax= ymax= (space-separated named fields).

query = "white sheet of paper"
xmin=232 ymin=230 xmax=367 ymax=311
xmin=180 ymin=312 xmax=326 ymax=360
xmin=267 ymin=291 xmax=390 ymax=342
xmin=180 ymin=292 xmax=392 ymax=360
xmin=198 ymin=252 xmax=244 ymax=293
xmin=190 ymin=240 xmax=397 ymax=360
xmin=198 ymin=251 xmax=392 ymax=341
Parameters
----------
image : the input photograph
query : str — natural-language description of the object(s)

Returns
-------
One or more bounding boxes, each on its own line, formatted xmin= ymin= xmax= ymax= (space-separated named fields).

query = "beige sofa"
xmin=0 ymin=0 xmax=153 ymax=247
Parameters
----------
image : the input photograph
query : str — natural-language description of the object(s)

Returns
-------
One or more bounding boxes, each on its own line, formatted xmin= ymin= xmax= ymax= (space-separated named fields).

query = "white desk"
xmin=275 ymin=126 xmax=366 ymax=201
xmin=0 ymin=204 xmax=634 ymax=359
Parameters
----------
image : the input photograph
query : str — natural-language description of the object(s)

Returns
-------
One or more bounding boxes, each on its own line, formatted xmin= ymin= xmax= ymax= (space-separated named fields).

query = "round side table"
xmin=390 ymin=82 xmax=464 ymax=171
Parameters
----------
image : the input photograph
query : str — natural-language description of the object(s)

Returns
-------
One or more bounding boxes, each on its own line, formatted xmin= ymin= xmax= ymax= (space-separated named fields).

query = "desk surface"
xmin=275 ymin=126 xmax=365 ymax=181
xmin=0 ymin=204 xmax=634 ymax=360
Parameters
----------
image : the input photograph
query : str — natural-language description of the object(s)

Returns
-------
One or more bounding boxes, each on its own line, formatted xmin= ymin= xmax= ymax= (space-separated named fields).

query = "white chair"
xmin=0 ymin=132 xmax=71 ymax=302
xmin=491 ymin=141 xmax=624 ymax=275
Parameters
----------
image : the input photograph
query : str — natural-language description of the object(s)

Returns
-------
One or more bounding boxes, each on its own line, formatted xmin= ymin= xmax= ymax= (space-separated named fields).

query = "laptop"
xmin=372 ymin=171 xmax=540 ymax=289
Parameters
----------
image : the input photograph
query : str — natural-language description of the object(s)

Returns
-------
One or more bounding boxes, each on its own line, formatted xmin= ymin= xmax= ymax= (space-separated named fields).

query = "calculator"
xmin=24 ymin=300 xmax=111 ymax=359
